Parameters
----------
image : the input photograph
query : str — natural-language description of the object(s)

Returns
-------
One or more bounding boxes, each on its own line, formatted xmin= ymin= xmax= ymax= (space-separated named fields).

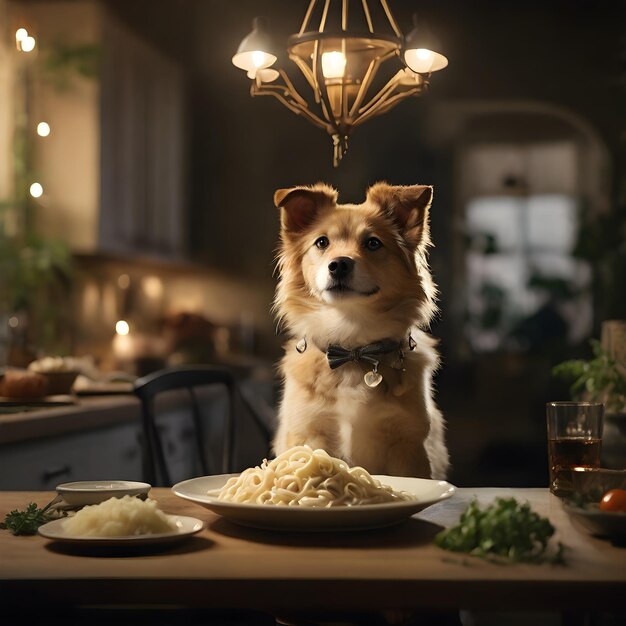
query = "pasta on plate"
xmin=215 ymin=445 xmax=416 ymax=507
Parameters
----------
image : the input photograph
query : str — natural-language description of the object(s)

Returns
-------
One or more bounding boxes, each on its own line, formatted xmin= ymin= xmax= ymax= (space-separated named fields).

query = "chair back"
xmin=133 ymin=365 xmax=237 ymax=486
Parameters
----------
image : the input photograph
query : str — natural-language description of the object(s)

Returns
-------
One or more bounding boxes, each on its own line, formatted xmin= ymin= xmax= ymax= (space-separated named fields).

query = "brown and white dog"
xmin=272 ymin=182 xmax=449 ymax=479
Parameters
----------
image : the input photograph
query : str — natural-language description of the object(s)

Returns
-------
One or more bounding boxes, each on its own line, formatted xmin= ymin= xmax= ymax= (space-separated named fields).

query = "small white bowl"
xmin=56 ymin=480 xmax=151 ymax=506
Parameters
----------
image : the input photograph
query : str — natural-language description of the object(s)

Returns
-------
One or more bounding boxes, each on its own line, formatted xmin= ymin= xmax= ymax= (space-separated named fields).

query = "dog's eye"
xmin=315 ymin=236 xmax=329 ymax=250
xmin=365 ymin=237 xmax=383 ymax=251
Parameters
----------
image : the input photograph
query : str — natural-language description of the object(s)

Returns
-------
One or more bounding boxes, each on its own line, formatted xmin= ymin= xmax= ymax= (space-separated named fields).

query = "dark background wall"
xmin=104 ymin=0 xmax=625 ymax=486
xmin=106 ymin=0 xmax=624 ymax=288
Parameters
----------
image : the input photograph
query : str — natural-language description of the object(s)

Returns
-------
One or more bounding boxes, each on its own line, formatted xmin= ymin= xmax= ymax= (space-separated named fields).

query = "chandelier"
xmin=232 ymin=1 xmax=448 ymax=166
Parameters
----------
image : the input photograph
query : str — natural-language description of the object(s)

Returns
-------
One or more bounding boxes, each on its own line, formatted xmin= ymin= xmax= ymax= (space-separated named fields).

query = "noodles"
xmin=216 ymin=446 xmax=415 ymax=507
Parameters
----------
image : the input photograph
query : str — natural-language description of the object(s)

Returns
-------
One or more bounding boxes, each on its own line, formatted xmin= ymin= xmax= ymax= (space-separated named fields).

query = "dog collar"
xmin=295 ymin=334 xmax=416 ymax=388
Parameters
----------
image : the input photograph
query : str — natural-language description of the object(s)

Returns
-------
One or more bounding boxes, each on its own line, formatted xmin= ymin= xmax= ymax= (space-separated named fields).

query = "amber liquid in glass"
xmin=548 ymin=437 xmax=602 ymax=495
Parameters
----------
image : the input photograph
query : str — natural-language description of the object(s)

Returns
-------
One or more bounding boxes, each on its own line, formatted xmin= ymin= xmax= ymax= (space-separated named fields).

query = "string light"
xmin=29 ymin=182 xmax=43 ymax=198
xmin=117 ymin=274 xmax=130 ymax=289
xmin=37 ymin=122 xmax=51 ymax=137
xmin=115 ymin=320 xmax=130 ymax=336
xmin=20 ymin=35 xmax=36 ymax=53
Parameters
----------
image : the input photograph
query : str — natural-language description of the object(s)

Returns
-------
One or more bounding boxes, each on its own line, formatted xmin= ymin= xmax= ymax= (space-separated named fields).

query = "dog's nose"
xmin=328 ymin=257 xmax=355 ymax=280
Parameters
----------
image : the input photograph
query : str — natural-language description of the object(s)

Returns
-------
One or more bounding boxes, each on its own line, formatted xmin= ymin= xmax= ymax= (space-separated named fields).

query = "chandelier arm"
xmin=348 ymin=57 xmax=382 ymax=119
xmin=299 ymin=0 xmax=318 ymax=35
xmin=311 ymin=39 xmax=322 ymax=102
xmin=379 ymin=0 xmax=402 ymax=38
xmin=277 ymin=68 xmax=309 ymax=108
xmin=352 ymin=88 xmax=421 ymax=128
xmin=348 ymin=47 xmax=398 ymax=119
xmin=289 ymin=55 xmax=318 ymax=94
xmin=252 ymin=85 xmax=332 ymax=132
xmin=318 ymin=96 xmax=335 ymax=131
xmin=341 ymin=38 xmax=347 ymax=119
xmin=319 ymin=0 xmax=331 ymax=32
xmin=357 ymin=72 xmax=402 ymax=117
xmin=361 ymin=0 xmax=374 ymax=33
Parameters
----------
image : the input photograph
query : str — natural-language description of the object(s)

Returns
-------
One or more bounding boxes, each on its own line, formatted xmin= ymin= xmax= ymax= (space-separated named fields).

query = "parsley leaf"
xmin=435 ymin=497 xmax=565 ymax=565
xmin=0 ymin=502 xmax=57 ymax=535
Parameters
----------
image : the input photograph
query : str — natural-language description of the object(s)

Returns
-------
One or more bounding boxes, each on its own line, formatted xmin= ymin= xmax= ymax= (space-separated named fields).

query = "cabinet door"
xmin=0 ymin=421 xmax=142 ymax=490
xmin=99 ymin=11 xmax=186 ymax=257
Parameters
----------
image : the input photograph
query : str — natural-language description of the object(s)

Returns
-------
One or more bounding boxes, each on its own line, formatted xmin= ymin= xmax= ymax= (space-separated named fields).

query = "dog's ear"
xmin=367 ymin=183 xmax=433 ymax=249
xmin=274 ymin=185 xmax=337 ymax=233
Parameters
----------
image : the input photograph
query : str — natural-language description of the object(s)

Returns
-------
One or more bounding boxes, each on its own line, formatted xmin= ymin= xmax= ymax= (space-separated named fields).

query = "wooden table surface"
xmin=0 ymin=488 xmax=624 ymax=613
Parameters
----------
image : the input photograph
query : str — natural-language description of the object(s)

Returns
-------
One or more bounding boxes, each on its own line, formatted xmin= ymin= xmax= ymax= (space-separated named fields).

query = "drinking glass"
xmin=546 ymin=401 xmax=604 ymax=496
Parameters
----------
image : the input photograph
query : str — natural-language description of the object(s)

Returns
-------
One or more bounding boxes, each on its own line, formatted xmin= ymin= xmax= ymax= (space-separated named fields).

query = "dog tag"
xmin=364 ymin=370 xmax=383 ymax=388
xmin=296 ymin=337 xmax=307 ymax=353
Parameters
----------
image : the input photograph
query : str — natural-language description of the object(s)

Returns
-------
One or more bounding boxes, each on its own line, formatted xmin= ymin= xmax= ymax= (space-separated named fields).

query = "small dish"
xmin=39 ymin=371 xmax=79 ymax=395
xmin=563 ymin=503 xmax=626 ymax=544
xmin=56 ymin=480 xmax=151 ymax=506
xmin=38 ymin=515 xmax=204 ymax=546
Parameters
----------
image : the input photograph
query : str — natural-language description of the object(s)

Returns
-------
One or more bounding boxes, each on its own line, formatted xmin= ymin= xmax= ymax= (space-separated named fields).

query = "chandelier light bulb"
xmin=321 ymin=51 xmax=347 ymax=79
xmin=233 ymin=50 xmax=276 ymax=72
xmin=232 ymin=17 xmax=277 ymax=73
xmin=20 ymin=35 xmax=36 ymax=53
xmin=403 ymin=15 xmax=447 ymax=74
xmin=404 ymin=48 xmax=434 ymax=73
xmin=37 ymin=122 xmax=51 ymax=137
xmin=15 ymin=28 xmax=28 ymax=42
xmin=252 ymin=50 xmax=269 ymax=68
xmin=29 ymin=182 xmax=43 ymax=198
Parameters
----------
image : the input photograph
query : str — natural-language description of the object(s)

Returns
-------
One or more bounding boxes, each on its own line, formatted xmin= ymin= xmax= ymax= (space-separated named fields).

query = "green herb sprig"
xmin=0 ymin=501 xmax=58 ymax=536
xmin=435 ymin=497 xmax=565 ymax=565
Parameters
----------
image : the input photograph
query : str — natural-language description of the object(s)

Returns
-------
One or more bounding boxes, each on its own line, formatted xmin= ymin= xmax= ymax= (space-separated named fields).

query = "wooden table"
xmin=0 ymin=488 xmax=624 ymax=615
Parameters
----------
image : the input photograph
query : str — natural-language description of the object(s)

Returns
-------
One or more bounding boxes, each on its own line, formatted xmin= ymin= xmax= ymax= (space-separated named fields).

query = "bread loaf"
xmin=0 ymin=369 xmax=49 ymax=398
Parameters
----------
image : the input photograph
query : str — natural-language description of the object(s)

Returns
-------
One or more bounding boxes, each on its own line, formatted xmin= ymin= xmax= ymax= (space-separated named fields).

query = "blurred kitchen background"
xmin=0 ymin=0 xmax=624 ymax=487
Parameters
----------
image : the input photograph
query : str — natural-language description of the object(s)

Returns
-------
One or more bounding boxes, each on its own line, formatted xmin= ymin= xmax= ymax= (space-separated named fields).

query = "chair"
xmin=133 ymin=365 xmax=274 ymax=487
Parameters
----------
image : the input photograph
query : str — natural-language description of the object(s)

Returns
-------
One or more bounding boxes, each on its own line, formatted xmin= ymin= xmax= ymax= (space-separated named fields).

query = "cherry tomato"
xmin=598 ymin=489 xmax=626 ymax=513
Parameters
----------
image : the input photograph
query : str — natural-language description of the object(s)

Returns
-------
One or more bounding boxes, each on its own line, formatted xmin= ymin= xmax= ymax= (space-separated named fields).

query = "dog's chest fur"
xmin=275 ymin=339 xmax=434 ymax=476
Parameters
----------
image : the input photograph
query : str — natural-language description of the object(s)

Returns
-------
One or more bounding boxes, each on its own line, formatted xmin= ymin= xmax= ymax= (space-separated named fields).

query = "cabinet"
xmin=13 ymin=1 xmax=187 ymax=258
xmin=0 ymin=420 xmax=143 ymax=491
xmin=99 ymin=11 xmax=187 ymax=257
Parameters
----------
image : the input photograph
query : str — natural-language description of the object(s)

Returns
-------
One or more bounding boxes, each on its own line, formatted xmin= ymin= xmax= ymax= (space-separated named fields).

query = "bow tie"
xmin=326 ymin=339 xmax=403 ymax=370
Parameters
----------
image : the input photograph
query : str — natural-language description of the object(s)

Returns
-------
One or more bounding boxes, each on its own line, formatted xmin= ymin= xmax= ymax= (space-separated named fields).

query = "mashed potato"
xmin=63 ymin=495 xmax=177 ymax=537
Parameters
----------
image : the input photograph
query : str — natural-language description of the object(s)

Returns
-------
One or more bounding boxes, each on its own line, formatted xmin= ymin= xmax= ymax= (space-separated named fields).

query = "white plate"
xmin=38 ymin=515 xmax=204 ymax=546
xmin=56 ymin=480 xmax=151 ymax=506
xmin=172 ymin=474 xmax=456 ymax=531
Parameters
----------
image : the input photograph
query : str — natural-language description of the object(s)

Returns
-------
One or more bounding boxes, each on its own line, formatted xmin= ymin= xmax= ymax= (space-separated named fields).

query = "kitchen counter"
xmin=0 ymin=386 xmax=272 ymax=490
xmin=0 ymin=395 xmax=140 ymax=446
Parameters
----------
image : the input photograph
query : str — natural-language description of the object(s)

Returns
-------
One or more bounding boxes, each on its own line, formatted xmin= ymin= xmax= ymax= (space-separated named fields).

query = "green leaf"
xmin=0 ymin=502 xmax=57 ymax=535
xmin=435 ymin=498 xmax=565 ymax=565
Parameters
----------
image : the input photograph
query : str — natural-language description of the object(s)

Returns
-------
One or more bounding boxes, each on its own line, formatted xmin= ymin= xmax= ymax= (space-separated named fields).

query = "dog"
xmin=271 ymin=182 xmax=449 ymax=479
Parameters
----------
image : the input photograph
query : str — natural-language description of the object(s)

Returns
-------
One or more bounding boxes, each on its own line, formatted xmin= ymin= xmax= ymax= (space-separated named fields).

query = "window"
xmin=463 ymin=141 xmax=592 ymax=352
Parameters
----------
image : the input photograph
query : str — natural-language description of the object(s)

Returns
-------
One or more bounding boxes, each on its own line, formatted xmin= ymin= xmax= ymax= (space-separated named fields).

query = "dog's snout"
xmin=328 ymin=257 xmax=355 ymax=280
